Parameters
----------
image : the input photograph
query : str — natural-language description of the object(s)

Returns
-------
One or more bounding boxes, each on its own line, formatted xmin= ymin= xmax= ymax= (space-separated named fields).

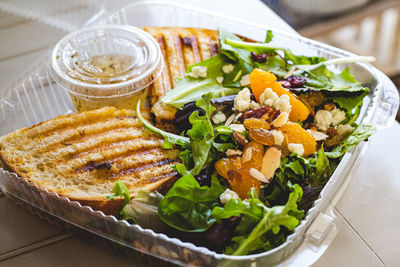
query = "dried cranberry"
xmin=243 ymin=106 xmax=268 ymax=119
xmin=281 ymin=80 xmax=291 ymax=89
xmin=287 ymin=76 xmax=306 ymax=88
xmin=251 ymin=52 xmax=267 ymax=63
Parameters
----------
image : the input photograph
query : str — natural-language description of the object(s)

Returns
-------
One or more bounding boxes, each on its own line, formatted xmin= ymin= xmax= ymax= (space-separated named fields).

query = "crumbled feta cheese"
xmin=288 ymin=143 xmax=304 ymax=156
xmin=222 ymin=64 xmax=235 ymax=74
xmin=337 ymin=124 xmax=354 ymax=137
xmin=234 ymin=88 xmax=251 ymax=112
xmin=273 ymin=94 xmax=291 ymax=114
xmin=331 ymin=108 xmax=346 ymax=125
xmin=259 ymin=88 xmax=278 ymax=107
xmin=216 ymin=76 xmax=224 ymax=84
xmin=249 ymin=100 xmax=260 ymax=109
xmin=249 ymin=168 xmax=269 ymax=183
xmin=188 ymin=66 xmax=207 ymax=78
xmin=220 ymin=189 xmax=239 ymax=204
xmin=271 ymin=130 xmax=284 ymax=145
xmin=212 ymin=111 xmax=227 ymax=124
xmin=271 ymin=112 xmax=289 ymax=128
xmin=229 ymin=123 xmax=246 ymax=133
xmin=315 ymin=110 xmax=332 ymax=131
xmin=240 ymin=74 xmax=250 ymax=87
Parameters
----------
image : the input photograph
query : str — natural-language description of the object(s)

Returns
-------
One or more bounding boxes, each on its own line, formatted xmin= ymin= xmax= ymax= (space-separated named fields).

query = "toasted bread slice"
xmin=144 ymin=27 xmax=220 ymax=132
xmin=0 ymin=107 xmax=180 ymax=215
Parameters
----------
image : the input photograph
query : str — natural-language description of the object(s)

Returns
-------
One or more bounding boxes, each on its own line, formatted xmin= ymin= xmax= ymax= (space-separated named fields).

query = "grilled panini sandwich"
xmin=144 ymin=27 xmax=220 ymax=132
xmin=0 ymin=107 xmax=180 ymax=215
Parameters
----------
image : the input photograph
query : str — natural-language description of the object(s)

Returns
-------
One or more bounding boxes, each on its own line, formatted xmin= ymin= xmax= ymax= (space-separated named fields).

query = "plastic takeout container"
xmin=50 ymin=24 xmax=163 ymax=112
xmin=0 ymin=1 xmax=399 ymax=266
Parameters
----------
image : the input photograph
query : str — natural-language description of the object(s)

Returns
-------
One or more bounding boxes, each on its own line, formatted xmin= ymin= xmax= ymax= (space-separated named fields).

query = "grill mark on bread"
xmin=164 ymin=31 xmax=183 ymax=88
xmin=210 ymin=42 xmax=220 ymax=56
xmin=66 ymin=139 xmax=165 ymax=170
xmin=113 ymin=158 xmax=176 ymax=178
xmin=173 ymin=33 xmax=186 ymax=77
xmin=26 ymin=108 xmax=132 ymax=138
xmin=117 ymin=164 xmax=178 ymax=186
xmin=156 ymin=35 xmax=172 ymax=98
xmin=190 ymin=34 xmax=202 ymax=62
xmin=39 ymin=118 xmax=146 ymax=152
xmin=68 ymin=136 xmax=161 ymax=160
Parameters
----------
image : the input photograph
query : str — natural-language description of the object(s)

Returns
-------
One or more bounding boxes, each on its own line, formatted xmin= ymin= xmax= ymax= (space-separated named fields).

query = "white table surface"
xmin=0 ymin=0 xmax=399 ymax=266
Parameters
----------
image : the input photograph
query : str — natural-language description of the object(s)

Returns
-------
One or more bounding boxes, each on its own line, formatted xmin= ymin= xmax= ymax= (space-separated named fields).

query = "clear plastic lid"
xmin=50 ymin=24 xmax=163 ymax=99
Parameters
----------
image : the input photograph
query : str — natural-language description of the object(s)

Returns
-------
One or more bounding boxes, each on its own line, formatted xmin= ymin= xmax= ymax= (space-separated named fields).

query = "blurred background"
xmin=262 ymin=0 xmax=400 ymax=120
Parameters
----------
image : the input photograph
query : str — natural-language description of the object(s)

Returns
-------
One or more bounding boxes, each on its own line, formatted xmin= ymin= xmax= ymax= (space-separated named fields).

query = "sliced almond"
xmin=307 ymin=129 xmax=328 ymax=141
xmin=229 ymin=123 xmax=246 ymax=133
xmin=271 ymin=112 xmax=289 ymax=128
xmin=224 ymin=113 xmax=235 ymax=126
xmin=249 ymin=168 xmax=269 ymax=183
xmin=241 ymin=147 xmax=253 ymax=163
xmin=261 ymin=146 xmax=281 ymax=180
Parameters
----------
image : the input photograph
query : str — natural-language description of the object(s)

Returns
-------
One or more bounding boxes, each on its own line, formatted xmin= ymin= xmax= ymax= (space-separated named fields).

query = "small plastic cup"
xmin=50 ymin=25 xmax=163 ymax=112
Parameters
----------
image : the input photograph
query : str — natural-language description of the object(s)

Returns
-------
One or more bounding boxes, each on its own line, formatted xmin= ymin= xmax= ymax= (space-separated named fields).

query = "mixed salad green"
xmin=110 ymin=29 xmax=375 ymax=255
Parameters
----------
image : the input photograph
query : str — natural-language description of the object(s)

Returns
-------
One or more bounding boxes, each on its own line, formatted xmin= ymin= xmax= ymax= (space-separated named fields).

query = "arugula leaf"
xmin=107 ymin=180 xmax=130 ymax=206
xmin=219 ymin=29 xmax=252 ymax=64
xmin=121 ymin=191 xmax=166 ymax=232
xmin=158 ymin=174 xmax=225 ymax=232
xmin=325 ymin=124 xmax=376 ymax=158
xmin=265 ymin=30 xmax=274 ymax=43
xmin=161 ymin=55 xmax=240 ymax=108
xmin=213 ymin=184 xmax=304 ymax=255
xmin=136 ymin=100 xmax=190 ymax=148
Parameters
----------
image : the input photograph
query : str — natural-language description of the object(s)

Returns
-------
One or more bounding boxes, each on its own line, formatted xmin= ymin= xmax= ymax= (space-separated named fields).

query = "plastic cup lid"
xmin=50 ymin=25 xmax=163 ymax=98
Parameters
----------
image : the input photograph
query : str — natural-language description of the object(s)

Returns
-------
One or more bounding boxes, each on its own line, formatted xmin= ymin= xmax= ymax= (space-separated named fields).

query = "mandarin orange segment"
xmin=228 ymin=168 xmax=261 ymax=199
xmin=248 ymin=128 xmax=275 ymax=146
xmin=249 ymin=68 xmax=277 ymax=101
xmin=249 ymin=68 xmax=310 ymax=122
xmin=278 ymin=121 xmax=316 ymax=156
xmin=243 ymin=118 xmax=270 ymax=130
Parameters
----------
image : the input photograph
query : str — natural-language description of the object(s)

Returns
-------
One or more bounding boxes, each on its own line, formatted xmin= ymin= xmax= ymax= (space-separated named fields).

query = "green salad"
xmin=110 ymin=29 xmax=376 ymax=255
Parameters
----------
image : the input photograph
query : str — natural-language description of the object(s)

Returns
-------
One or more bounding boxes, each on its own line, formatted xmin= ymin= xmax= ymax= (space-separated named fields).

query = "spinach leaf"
xmin=121 ymin=191 xmax=166 ymax=232
xmin=324 ymin=91 xmax=368 ymax=113
xmin=158 ymin=174 xmax=225 ymax=232
xmin=325 ymin=123 xmax=376 ymax=158
xmin=161 ymin=54 xmax=240 ymax=108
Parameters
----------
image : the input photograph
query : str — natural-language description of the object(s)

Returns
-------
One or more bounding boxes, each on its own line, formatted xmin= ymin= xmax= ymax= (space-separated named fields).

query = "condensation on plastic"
xmin=0 ymin=1 xmax=399 ymax=266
